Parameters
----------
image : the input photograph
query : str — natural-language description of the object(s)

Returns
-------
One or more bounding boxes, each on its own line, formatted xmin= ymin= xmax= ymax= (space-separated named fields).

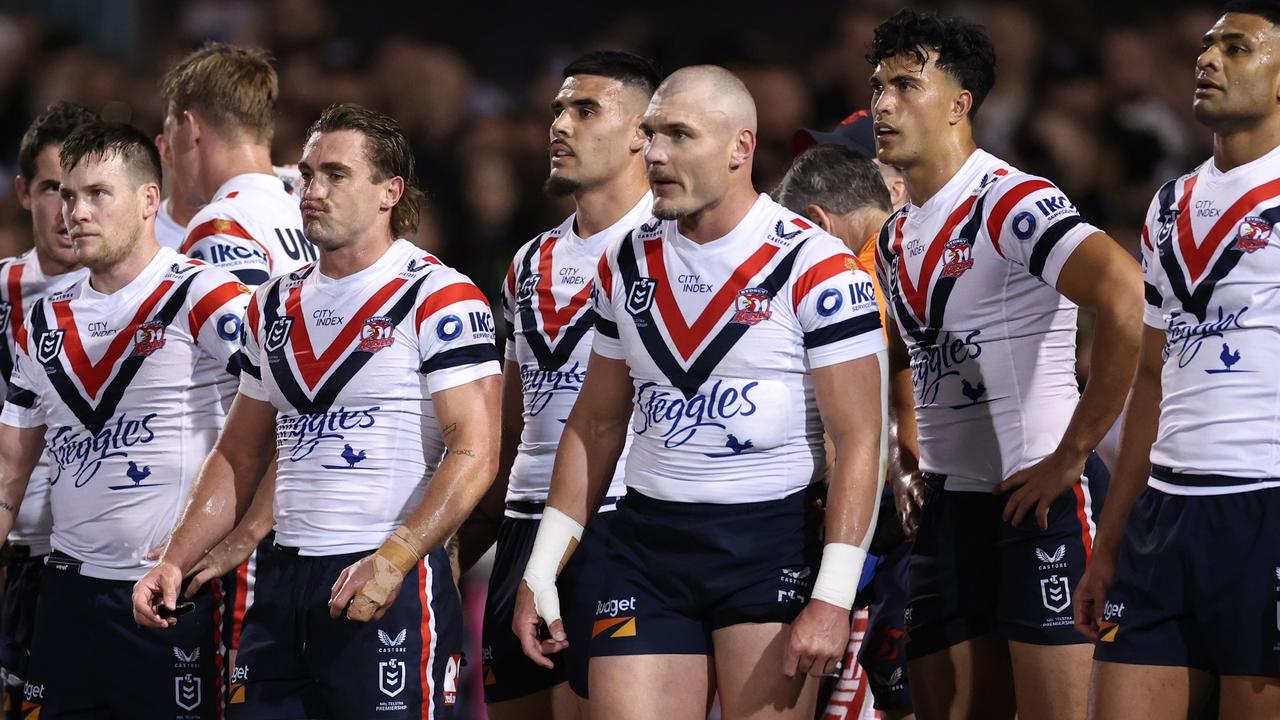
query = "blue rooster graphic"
xmin=961 ymin=378 xmax=986 ymax=403
xmin=1206 ymin=342 xmax=1252 ymax=374
xmin=126 ymin=461 xmax=151 ymax=484
xmin=703 ymin=433 xmax=756 ymax=458
xmin=341 ymin=444 xmax=367 ymax=468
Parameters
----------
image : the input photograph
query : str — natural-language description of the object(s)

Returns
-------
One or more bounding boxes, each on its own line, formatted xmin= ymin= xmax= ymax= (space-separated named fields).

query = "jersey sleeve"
xmin=237 ymin=285 xmax=270 ymax=401
xmin=415 ymin=270 xmax=501 ymax=394
xmin=502 ymin=259 xmax=517 ymax=362
xmin=1 ymin=338 xmax=44 ymax=428
xmin=185 ymin=269 xmax=251 ymax=380
xmin=1139 ymin=189 xmax=1167 ymax=329
xmin=181 ymin=214 xmax=273 ymax=287
xmin=983 ymin=175 xmax=1100 ymax=288
xmin=590 ymin=243 xmax=625 ymax=360
xmin=790 ymin=236 xmax=886 ymax=368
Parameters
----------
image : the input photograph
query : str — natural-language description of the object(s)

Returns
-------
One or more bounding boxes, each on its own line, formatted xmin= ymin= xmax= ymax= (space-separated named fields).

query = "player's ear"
xmin=140 ymin=182 xmax=161 ymax=220
xmin=382 ymin=176 xmax=405 ymax=212
xmin=805 ymin=204 xmax=835 ymax=235
xmin=951 ymin=90 xmax=973 ymax=126
xmin=14 ymin=174 xmax=30 ymax=210
xmin=728 ymin=128 xmax=756 ymax=173
xmin=630 ymin=120 xmax=648 ymax=153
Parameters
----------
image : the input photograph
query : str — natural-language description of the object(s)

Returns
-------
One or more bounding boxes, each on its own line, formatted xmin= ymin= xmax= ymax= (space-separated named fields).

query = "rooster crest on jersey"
xmin=732 ymin=288 xmax=773 ymax=326
xmin=357 ymin=316 xmax=396 ymax=353
xmin=1235 ymin=216 xmax=1272 ymax=254
xmin=941 ymin=239 xmax=974 ymax=278
xmin=132 ymin=320 xmax=167 ymax=357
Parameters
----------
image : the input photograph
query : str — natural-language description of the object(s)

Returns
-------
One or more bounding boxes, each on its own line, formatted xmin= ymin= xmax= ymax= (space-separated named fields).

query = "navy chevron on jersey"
xmin=0 ymin=248 xmax=248 ymax=580
xmin=501 ymin=193 xmax=652 ymax=506
xmin=593 ymin=194 xmax=884 ymax=504
xmin=181 ymin=173 xmax=316 ymax=286
xmin=875 ymin=150 xmax=1099 ymax=491
xmin=239 ymin=239 xmax=501 ymax=555
xmin=1140 ymin=144 xmax=1280 ymax=494
xmin=0 ymin=252 xmax=87 ymax=555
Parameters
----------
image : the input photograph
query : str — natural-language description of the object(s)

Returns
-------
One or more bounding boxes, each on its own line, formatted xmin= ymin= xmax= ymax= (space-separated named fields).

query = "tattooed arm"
xmin=0 ymin=423 xmax=46 ymax=541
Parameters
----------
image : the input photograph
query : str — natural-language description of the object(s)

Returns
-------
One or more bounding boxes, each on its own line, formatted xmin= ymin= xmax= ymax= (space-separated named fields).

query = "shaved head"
xmin=642 ymin=65 xmax=759 ymax=223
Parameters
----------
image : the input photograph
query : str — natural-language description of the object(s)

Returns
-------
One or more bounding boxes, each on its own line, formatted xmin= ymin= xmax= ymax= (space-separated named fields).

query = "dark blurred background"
xmin=0 ymin=0 xmax=1227 ymax=301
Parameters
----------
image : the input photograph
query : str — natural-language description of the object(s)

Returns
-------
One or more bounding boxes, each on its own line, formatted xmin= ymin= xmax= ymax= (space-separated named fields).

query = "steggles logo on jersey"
xmin=941 ymin=239 xmax=974 ymax=277
xmin=910 ymin=330 xmax=984 ymax=406
xmin=626 ymin=278 xmax=657 ymax=316
xmin=632 ymin=379 xmax=759 ymax=451
xmin=131 ymin=320 xmax=166 ymax=357
xmin=35 ymin=328 xmax=64 ymax=364
xmin=1234 ymin=216 xmax=1272 ymax=253
xmin=356 ymin=317 xmax=396 ymax=353
xmin=46 ymin=412 xmax=158 ymax=489
xmin=520 ymin=360 xmax=586 ymax=416
xmin=264 ymin=317 xmax=293 ymax=353
xmin=276 ymin=407 xmax=379 ymax=462
xmin=731 ymin=288 xmax=772 ymax=326
xmin=1164 ymin=307 xmax=1248 ymax=369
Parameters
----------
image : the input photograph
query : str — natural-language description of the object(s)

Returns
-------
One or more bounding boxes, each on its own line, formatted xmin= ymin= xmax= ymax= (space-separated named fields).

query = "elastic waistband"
xmin=619 ymin=483 xmax=823 ymax=516
xmin=1150 ymin=464 xmax=1278 ymax=488
xmin=44 ymin=550 xmax=140 ymax=582
xmin=505 ymin=497 xmax=621 ymax=519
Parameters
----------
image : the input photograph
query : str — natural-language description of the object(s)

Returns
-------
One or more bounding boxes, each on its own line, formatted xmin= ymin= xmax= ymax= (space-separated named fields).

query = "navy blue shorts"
xmin=221 ymin=532 xmax=274 ymax=656
xmin=229 ymin=544 xmax=463 ymax=719
xmin=481 ymin=505 xmax=614 ymax=703
xmin=22 ymin=551 xmax=222 ymax=719
xmin=1093 ymin=484 xmax=1280 ymax=677
xmin=905 ymin=454 xmax=1109 ymax=659
xmin=590 ymin=485 xmax=823 ymax=658
xmin=857 ymin=542 xmax=912 ymax=712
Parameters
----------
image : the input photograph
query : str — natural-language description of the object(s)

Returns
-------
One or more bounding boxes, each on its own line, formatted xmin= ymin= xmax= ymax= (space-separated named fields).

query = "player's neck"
xmin=168 ymin=196 xmax=200 ymax=228
xmin=88 ymin=235 xmax=161 ymax=295
xmin=33 ymin=246 xmax=80 ymax=278
xmin=573 ymin=170 xmax=648 ymax=238
xmin=902 ymin=136 xmax=978 ymax=207
xmin=317 ymin=231 xmax=396 ymax=280
xmin=200 ymin=143 xmax=274 ymax=202
xmin=855 ymin=210 xmax=890 ymax=252
xmin=676 ymin=181 xmax=759 ymax=244
xmin=1212 ymin=116 xmax=1280 ymax=172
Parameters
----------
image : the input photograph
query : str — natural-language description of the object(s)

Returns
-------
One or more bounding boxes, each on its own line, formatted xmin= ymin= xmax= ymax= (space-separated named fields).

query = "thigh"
xmin=712 ymin=622 xmax=820 ymax=720
xmin=1218 ymin=675 xmax=1280 ymax=719
xmin=1087 ymin=660 xmax=1212 ymax=720
xmin=311 ymin=548 xmax=464 ymax=719
xmin=906 ymin=481 xmax=1001 ymax=661
xmin=907 ymin=634 xmax=1015 ymax=720
xmin=589 ymin=654 xmax=712 ymax=720
xmin=482 ymin=517 xmax=562 ymax=705
xmin=1008 ymin=641 xmax=1091 ymax=720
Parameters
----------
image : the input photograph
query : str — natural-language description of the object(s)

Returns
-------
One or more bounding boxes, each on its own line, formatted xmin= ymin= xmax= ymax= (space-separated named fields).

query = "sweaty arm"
xmin=456 ymin=359 xmax=523 ymax=575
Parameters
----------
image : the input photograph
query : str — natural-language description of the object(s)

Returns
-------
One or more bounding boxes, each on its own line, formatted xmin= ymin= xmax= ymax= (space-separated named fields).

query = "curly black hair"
xmin=1223 ymin=0 xmax=1280 ymax=26
xmin=866 ymin=8 xmax=997 ymax=119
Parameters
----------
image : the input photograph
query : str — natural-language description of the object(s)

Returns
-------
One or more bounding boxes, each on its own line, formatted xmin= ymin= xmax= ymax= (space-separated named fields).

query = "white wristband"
xmin=520 ymin=507 xmax=584 ymax=624
xmin=809 ymin=542 xmax=867 ymax=610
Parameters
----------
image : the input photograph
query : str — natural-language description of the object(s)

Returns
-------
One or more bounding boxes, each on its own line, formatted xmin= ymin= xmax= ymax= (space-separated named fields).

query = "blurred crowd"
xmin=0 ymin=0 xmax=1225 ymax=302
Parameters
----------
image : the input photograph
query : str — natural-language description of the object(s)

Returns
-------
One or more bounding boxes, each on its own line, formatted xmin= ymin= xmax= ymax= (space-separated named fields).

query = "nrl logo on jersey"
xmin=1156 ymin=207 xmax=1180 ymax=245
xmin=626 ymin=278 xmax=657 ymax=316
xmin=516 ymin=273 xmax=540 ymax=304
xmin=36 ymin=328 xmax=64 ymax=364
xmin=265 ymin=317 xmax=294 ymax=353
xmin=132 ymin=320 xmax=167 ymax=357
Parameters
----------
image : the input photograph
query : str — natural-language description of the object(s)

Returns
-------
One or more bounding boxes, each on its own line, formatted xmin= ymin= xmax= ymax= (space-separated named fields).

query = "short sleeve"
xmin=186 ymin=270 xmax=251 ymax=381
xmin=502 ymin=260 xmax=517 ymax=362
xmin=791 ymin=239 xmax=886 ymax=368
xmin=1 ymin=344 xmax=44 ymax=428
xmin=1139 ymin=190 xmax=1167 ymax=329
xmin=415 ymin=271 xmax=501 ymax=394
xmin=590 ymin=250 xmax=624 ymax=360
xmin=182 ymin=217 xmax=272 ymax=287
xmin=984 ymin=176 xmax=1100 ymax=287
xmin=237 ymin=286 xmax=270 ymax=401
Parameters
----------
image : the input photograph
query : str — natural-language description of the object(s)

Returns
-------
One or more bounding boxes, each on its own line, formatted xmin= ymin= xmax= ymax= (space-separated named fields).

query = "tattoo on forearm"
xmin=449 ymin=448 xmax=476 ymax=458
xmin=0 ymin=501 xmax=14 ymax=514
xmin=442 ymin=423 xmax=457 ymax=437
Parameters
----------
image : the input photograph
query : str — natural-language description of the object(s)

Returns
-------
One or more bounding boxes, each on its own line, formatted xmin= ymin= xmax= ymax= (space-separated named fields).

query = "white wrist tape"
xmin=521 ymin=507 xmax=583 ymax=624
xmin=809 ymin=542 xmax=867 ymax=610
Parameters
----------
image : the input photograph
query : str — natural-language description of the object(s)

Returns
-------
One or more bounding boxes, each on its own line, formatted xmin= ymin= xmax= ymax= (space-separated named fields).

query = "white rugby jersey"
xmin=501 ymin=194 xmax=652 ymax=509
xmin=1141 ymin=144 xmax=1280 ymax=495
xmin=181 ymin=173 xmax=316 ymax=286
xmin=593 ymin=194 xmax=885 ymax=504
xmin=875 ymin=150 xmax=1098 ymax=492
xmin=239 ymin=239 xmax=501 ymax=555
xmin=0 ymin=248 xmax=248 ymax=580
xmin=155 ymin=198 xmax=188 ymax=250
xmin=0 ymin=252 xmax=88 ymax=555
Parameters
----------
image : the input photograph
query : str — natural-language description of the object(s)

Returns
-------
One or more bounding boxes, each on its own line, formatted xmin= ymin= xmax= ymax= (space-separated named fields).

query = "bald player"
xmin=514 ymin=65 xmax=887 ymax=719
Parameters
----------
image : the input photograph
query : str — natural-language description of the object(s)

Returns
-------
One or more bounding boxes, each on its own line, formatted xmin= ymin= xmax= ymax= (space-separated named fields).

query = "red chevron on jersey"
xmin=645 ymin=238 xmax=780 ymax=361
xmin=51 ymin=280 xmax=175 ymax=399
xmin=1174 ymin=174 xmax=1280 ymax=283
xmin=986 ymin=178 xmax=1051 ymax=258
xmin=415 ymin=282 xmax=487 ymax=332
xmin=534 ymin=236 xmax=595 ymax=342
xmin=892 ymin=193 xmax=981 ymax=326
xmin=182 ymin=217 xmax=273 ymax=267
xmin=6 ymin=262 xmax=26 ymax=353
xmin=282 ymin=277 xmax=408 ymax=390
